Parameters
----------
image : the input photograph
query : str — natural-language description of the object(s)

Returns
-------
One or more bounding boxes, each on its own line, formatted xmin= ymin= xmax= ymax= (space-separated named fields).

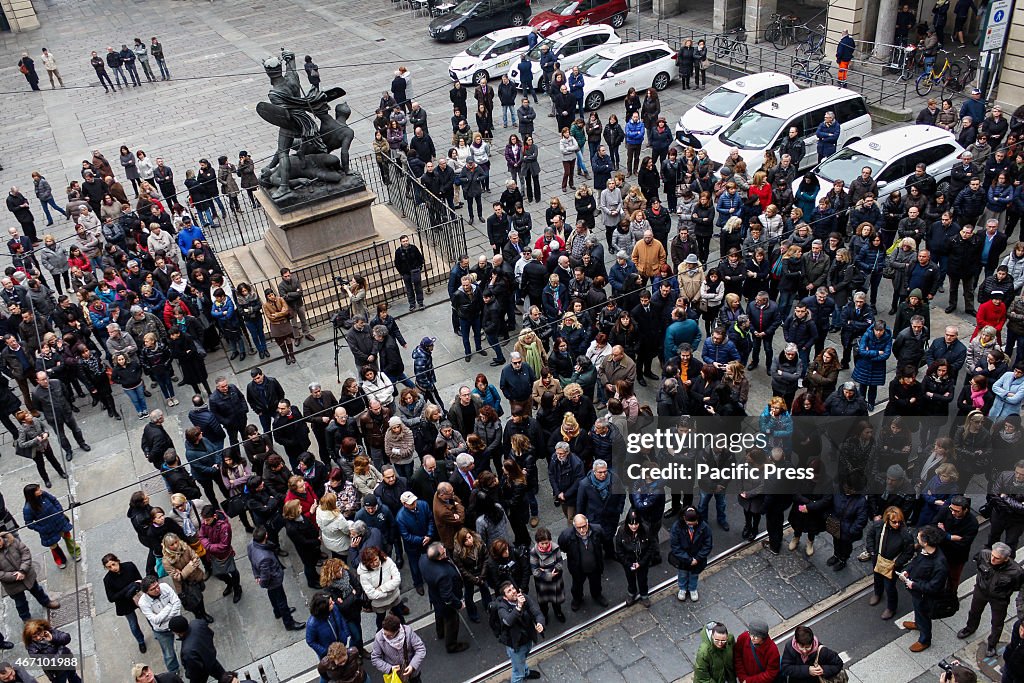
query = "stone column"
xmin=713 ymin=0 xmax=744 ymax=31
xmin=873 ymin=0 xmax=899 ymax=56
xmin=826 ymin=0 xmax=866 ymax=48
xmin=994 ymin=3 xmax=1024 ymax=108
xmin=746 ymin=0 xmax=778 ymax=44
xmin=0 ymin=0 xmax=40 ymax=31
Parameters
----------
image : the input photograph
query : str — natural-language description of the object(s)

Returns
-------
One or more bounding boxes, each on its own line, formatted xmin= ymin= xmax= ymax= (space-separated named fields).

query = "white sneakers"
xmin=690 ymin=590 xmax=699 ymax=602
xmin=677 ymin=589 xmax=687 ymax=601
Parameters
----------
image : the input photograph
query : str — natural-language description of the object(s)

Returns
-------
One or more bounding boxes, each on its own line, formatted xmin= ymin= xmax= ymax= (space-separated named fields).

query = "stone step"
xmin=218 ymin=252 xmax=248 ymax=292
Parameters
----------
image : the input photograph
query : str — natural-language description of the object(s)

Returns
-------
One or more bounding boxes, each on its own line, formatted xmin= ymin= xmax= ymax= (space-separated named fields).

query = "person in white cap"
xmin=396 ymin=491 xmax=435 ymax=596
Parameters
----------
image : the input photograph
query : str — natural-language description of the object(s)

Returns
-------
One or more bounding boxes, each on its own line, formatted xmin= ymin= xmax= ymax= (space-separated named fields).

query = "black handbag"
xmin=928 ymin=590 xmax=961 ymax=619
xmin=221 ymin=495 xmax=247 ymax=518
xmin=179 ymin=580 xmax=206 ymax=612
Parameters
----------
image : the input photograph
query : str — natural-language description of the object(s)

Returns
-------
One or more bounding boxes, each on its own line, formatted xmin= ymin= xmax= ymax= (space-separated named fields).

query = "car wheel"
xmin=584 ymin=91 xmax=604 ymax=110
xmin=453 ymin=27 xmax=469 ymax=42
xmin=936 ymin=179 xmax=950 ymax=196
xmin=510 ymin=12 xmax=525 ymax=26
xmin=610 ymin=12 xmax=626 ymax=28
xmin=473 ymin=69 xmax=489 ymax=84
xmin=652 ymin=71 xmax=670 ymax=91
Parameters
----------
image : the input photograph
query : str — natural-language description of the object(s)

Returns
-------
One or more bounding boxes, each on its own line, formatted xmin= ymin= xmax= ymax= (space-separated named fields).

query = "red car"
xmin=528 ymin=0 xmax=628 ymax=36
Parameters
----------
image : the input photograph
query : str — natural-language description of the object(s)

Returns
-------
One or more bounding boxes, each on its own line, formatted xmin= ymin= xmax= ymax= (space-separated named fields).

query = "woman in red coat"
xmin=734 ymin=619 xmax=780 ymax=683
xmin=973 ymin=298 xmax=1007 ymax=344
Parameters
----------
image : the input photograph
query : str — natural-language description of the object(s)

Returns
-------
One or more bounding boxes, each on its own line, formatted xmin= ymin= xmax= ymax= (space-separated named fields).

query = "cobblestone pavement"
xmin=0 ymin=0 xmax=987 ymax=681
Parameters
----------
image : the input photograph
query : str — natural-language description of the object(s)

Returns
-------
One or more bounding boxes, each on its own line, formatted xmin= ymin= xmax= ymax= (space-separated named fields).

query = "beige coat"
xmin=631 ymin=238 xmax=667 ymax=278
xmin=0 ymin=533 xmax=38 ymax=596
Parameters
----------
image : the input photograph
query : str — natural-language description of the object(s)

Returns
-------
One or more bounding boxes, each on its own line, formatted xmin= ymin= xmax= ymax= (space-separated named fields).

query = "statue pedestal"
xmin=259 ymin=188 xmax=378 ymax=271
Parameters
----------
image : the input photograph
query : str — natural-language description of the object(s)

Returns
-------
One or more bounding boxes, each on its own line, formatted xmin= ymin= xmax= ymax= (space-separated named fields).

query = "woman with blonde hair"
xmin=161 ymin=532 xmax=213 ymax=622
xmin=317 ymin=491 xmax=352 ymax=558
xmin=623 ymin=185 xmax=647 ymax=216
xmin=320 ymin=557 xmax=367 ymax=656
xmin=358 ymin=546 xmax=403 ymax=629
xmin=864 ymin=506 xmax=915 ymax=620
xmin=722 ymin=360 xmax=749 ymax=408
xmin=352 ymin=454 xmax=384 ymax=497
xmin=514 ymin=328 xmax=547 ymax=377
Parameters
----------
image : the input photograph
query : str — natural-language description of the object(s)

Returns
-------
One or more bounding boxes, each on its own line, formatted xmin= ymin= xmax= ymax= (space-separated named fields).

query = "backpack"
xmin=487 ymin=600 xmax=504 ymax=638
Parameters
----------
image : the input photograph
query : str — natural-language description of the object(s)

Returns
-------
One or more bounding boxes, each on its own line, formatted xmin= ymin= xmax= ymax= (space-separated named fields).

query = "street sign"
xmin=982 ymin=0 xmax=1014 ymax=52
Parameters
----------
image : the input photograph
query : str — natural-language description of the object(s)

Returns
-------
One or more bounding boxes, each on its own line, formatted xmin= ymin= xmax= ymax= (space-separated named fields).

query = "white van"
xmin=675 ymin=72 xmax=798 ymax=149
xmin=701 ymin=86 xmax=872 ymax=172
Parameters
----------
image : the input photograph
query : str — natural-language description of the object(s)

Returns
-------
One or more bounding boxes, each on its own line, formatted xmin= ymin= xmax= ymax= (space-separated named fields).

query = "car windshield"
xmin=465 ymin=35 xmax=497 ymax=57
xmin=696 ymin=87 xmax=745 ymax=117
xmin=814 ymin=148 xmax=885 ymax=183
xmin=579 ymin=52 xmax=614 ymax=77
xmin=525 ymin=37 xmax=559 ymax=61
xmin=550 ymin=0 xmax=579 ymax=15
xmin=719 ymin=110 xmax=785 ymax=149
xmin=452 ymin=0 xmax=479 ymax=15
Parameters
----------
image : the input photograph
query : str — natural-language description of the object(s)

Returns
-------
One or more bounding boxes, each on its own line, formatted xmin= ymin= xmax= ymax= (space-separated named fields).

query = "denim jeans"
xmin=12 ymin=581 xmax=53 ymax=620
xmin=458 ymin=317 xmax=483 ymax=355
xmin=403 ymin=270 xmax=424 ymax=306
xmin=507 ymin=642 xmax=534 ymax=683
xmin=197 ymin=206 xmax=214 ymax=228
xmin=676 ymin=569 xmax=699 ymax=592
xmin=123 ymin=384 xmax=149 ymax=414
xmin=485 ymin=331 xmax=506 ymax=362
xmin=112 ymin=66 xmax=128 ymax=87
xmin=698 ymin=491 xmax=728 ymax=526
xmin=124 ymin=610 xmax=146 ymax=644
xmin=244 ymin=320 xmax=269 ymax=354
xmin=394 ymin=461 xmax=414 ymax=479
xmin=502 ymin=105 xmax=517 ymax=126
xmin=153 ymin=370 xmax=175 ymax=400
xmin=40 ymin=198 xmax=67 ymax=224
xmin=156 ymin=58 xmax=170 ymax=79
xmin=465 ymin=581 xmax=492 ymax=620
xmin=405 ymin=546 xmax=424 ymax=587
xmin=153 ymin=629 xmax=180 ymax=673
xmin=575 ymin=149 xmax=588 ymax=174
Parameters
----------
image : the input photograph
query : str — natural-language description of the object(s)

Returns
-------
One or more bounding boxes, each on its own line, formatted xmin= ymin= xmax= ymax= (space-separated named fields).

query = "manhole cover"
xmin=49 ymin=585 xmax=93 ymax=628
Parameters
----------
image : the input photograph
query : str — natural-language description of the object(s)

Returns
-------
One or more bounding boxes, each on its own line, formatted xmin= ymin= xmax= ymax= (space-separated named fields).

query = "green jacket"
xmin=694 ymin=626 xmax=736 ymax=683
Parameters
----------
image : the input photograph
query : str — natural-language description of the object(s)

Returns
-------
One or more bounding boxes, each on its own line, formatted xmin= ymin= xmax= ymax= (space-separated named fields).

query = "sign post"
xmin=978 ymin=0 xmax=1014 ymax=100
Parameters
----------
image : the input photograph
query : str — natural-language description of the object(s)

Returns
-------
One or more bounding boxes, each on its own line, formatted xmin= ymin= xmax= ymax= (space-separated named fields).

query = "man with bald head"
xmin=557 ymin=514 xmax=609 ymax=610
xmin=32 ymin=371 xmax=90 ymax=460
xmin=600 ymin=344 xmax=638 ymax=393
xmin=419 ymin=542 xmax=468 ymax=652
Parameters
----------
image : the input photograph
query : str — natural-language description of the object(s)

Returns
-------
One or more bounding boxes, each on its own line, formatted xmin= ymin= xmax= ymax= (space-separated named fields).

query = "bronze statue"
xmin=256 ymin=49 xmax=361 ymax=206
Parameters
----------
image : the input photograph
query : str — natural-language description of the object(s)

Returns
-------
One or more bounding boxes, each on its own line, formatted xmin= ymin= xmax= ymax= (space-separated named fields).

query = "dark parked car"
xmin=430 ymin=0 xmax=533 ymax=42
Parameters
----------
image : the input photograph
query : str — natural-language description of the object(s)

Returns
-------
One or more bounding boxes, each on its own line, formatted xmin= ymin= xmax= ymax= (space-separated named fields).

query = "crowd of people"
xmin=16 ymin=39 xmax=171 ymax=93
xmin=7 ymin=41 xmax=1024 ymax=683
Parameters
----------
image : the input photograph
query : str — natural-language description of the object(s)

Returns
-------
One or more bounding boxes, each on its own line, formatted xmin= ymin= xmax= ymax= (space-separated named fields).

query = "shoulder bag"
xmin=815 ymin=647 xmax=849 ymax=683
xmin=824 ymin=513 xmax=842 ymax=540
xmin=873 ymin=525 xmax=895 ymax=579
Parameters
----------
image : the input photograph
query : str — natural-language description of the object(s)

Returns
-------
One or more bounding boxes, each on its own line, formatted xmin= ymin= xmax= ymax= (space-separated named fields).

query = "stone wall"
xmin=0 ymin=0 xmax=40 ymax=31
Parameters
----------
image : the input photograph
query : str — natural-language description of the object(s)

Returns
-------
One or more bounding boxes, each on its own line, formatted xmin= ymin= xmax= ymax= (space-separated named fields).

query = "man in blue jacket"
xmin=835 ymin=30 xmax=856 ymax=87
xmin=815 ymin=111 xmax=841 ymax=161
xmin=396 ymin=491 xmax=435 ymax=595
xmin=517 ymin=54 xmax=537 ymax=103
xmin=500 ymin=352 xmax=536 ymax=415
xmin=701 ymin=327 xmax=740 ymax=370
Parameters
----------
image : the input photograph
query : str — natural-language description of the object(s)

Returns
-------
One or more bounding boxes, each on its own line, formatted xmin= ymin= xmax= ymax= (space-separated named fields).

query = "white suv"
xmin=449 ymin=27 xmax=535 ymax=84
xmin=507 ymin=24 xmax=620 ymax=89
xmin=799 ymin=125 xmax=965 ymax=203
xmin=578 ymin=40 xmax=676 ymax=111
xmin=675 ymin=72 xmax=798 ymax=149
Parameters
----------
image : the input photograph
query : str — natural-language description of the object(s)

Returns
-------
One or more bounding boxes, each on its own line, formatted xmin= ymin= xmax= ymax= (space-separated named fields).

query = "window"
xmin=834 ymin=96 xmax=868 ymax=122
xmin=608 ymin=56 xmax=631 ymax=74
xmin=559 ymin=39 xmax=583 ymax=57
xmin=914 ymin=143 xmax=956 ymax=167
xmin=579 ymin=33 xmax=607 ymax=49
xmin=878 ymin=155 xmax=914 ymax=183
xmin=628 ymin=50 xmax=654 ymax=70
xmin=764 ymin=85 xmax=791 ymax=100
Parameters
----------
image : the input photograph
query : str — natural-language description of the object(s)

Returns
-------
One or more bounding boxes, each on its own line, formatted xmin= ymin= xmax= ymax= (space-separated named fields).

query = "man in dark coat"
xmin=956 ymin=543 xmax=1024 ymax=657
xmin=419 ymin=542 xmax=468 ymax=652
xmin=32 ymin=372 xmax=90 ymax=459
xmin=558 ymin=515 xmax=608 ymax=610
xmin=247 ymin=526 xmax=303 ymax=629
xmin=168 ymin=617 xmax=225 ymax=683
xmin=494 ymin=581 xmax=545 ymax=682
xmin=245 ymin=367 xmax=285 ymax=436
xmin=575 ymin=460 xmax=625 ymax=556
xmin=141 ymin=410 xmax=176 ymax=470
xmin=209 ymin=377 xmax=249 ymax=455
xmin=6 ymin=188 xmax=37 ymax=243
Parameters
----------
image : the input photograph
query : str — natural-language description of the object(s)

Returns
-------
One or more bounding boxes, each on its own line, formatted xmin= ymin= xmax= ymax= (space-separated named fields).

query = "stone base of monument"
xmin=259 ymin=187 xmax=377 ymax=271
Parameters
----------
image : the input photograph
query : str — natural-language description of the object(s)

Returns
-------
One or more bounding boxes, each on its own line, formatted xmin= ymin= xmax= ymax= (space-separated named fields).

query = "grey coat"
xmin=600 ymin=187 xmax=623 ymax=228
xmin=32 ymin=379 xmax=74 ymax=423
xmin=38 ymin=244 xmax=70 ymax=275
xmin=0 ymin=532 xmax=40 ymax=595
xmin=16 ymin=418 xmax=48 ymax=457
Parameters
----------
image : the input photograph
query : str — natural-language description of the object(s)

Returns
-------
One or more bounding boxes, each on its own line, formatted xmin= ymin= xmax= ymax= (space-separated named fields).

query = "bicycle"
xmin=891 ymin=43 xmax=923 ymax=82
xmin=939 ymin=54 xmax=979 ymax=99
xmin=712 ymin=26 xmax=749 ymax=65
xmin=764 ymin=12 xmax=800 ymax=50
xmin=915 ymin=49 xmax=960 ymax=97
xmin=796 ymin=23 xmax=826 ymax=59
xmin=792 ymin=57 xmax=835 ymax=86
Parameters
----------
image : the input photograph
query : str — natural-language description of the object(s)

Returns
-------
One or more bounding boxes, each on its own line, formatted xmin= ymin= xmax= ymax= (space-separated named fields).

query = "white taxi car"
xmin=506 ymin=24 xmax=620 ymax=90
xmin=675 ymin=72 xmax=797 ymax=149
xmin=578 ymin=40 xmax=676 ymax=111
xmin=449 ymin=26 xmax=535 ymax=84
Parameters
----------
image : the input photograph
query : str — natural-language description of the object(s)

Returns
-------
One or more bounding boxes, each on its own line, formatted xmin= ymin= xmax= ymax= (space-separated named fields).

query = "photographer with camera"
xmin=939 ymin=659 xmax=978 ymax=683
